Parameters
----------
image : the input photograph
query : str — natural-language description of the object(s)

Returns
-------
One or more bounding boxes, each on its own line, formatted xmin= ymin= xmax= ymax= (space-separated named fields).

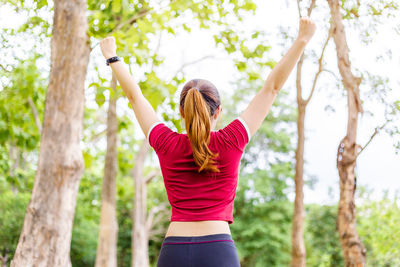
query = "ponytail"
xmin=183 ymin=87 xmax=220 ymax=173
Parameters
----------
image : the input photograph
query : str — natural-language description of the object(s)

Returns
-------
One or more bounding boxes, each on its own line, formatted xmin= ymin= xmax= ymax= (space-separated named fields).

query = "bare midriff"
xmin=165 ymin=220 xmax=231 ymax=237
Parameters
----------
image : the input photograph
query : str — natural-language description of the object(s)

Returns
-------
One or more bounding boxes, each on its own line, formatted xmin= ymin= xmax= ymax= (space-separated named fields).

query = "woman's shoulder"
xmin=212 ymin=117 xmax=251 ymax=152
xmin=148 ymin=121 xmax=183 ymax=153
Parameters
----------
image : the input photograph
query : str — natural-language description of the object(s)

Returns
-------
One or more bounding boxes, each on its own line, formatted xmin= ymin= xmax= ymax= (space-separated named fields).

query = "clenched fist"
xmin=297 ymin=17 xmax=316 ymax=43
xmin=100 ymin=36 xmax=117 ymax=59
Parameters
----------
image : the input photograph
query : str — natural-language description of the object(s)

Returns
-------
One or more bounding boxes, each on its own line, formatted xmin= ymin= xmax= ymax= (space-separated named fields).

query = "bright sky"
xmin=1 ymin=0 xmax=399 ymax=204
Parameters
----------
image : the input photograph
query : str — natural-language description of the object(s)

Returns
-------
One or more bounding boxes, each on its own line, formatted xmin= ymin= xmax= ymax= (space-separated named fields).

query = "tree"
xmin=95 ymin=74 xmax=119 ymax=267
xmin=131 ymin=140 xmax=168 ymax=267
xmin=10 ymin=0 xmax=91 ymax=265
xmin=291 ymin=1 xmax=332 ymax=266
xmin=327 ymin=0 xmax=366 ymax=265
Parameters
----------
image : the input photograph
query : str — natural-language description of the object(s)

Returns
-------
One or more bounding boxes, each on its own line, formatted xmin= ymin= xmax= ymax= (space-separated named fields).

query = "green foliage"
xmin=0 ymin=55 xmax=45 ymax=191
xmin=305 ymin=191 xmax=400 ymax=267
xmin=358 ymin=191 xmax=400 ymax=266
xmin=71 ymin=196 xmax=100 ymax=267
xmin=0 ymin=191 xmax=30 ymax=266
xmin=232 ymin=169 xmax=293 ymax=266
xmin=305 ymin=204 xmax=344 ymax=267
xmin=341 ymin=0 xmax=398 ymax=19
xmin=138 ymin=71 xmax=176 ymax=110
xmin=0 ymin=55 xmax=44 ymax=149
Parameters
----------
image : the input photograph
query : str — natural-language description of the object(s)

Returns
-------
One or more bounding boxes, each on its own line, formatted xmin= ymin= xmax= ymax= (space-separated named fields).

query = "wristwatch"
xmin=106 ymin=56 xmax=121 ymax=66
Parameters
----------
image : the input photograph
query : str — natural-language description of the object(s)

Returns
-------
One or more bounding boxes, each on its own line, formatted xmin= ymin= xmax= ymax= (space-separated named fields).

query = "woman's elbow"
xmin=263 ymin=83 xmax=281 ymax=95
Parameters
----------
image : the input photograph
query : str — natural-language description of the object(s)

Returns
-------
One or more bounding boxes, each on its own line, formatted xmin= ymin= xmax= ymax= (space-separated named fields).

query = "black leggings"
xmin=156 ymin=233 xmax=241 ymax=267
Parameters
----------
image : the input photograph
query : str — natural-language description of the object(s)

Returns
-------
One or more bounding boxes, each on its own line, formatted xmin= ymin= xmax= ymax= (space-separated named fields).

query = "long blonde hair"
xmin=180 ymin=79 xmax=221 ymax=173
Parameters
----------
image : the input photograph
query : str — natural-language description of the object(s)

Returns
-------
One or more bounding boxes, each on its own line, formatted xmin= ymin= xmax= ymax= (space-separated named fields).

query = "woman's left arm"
xmin=100 ymin=36 xmax=160 ymax=138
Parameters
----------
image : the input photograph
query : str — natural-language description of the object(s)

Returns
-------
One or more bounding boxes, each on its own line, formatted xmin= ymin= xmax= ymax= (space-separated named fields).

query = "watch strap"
xmin=106 ymin=56 xmax=121 ymax=66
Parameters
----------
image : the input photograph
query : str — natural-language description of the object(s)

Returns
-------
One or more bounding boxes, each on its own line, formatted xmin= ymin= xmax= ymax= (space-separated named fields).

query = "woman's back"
xmin=148 ymin=117 xmax=251 ymax=225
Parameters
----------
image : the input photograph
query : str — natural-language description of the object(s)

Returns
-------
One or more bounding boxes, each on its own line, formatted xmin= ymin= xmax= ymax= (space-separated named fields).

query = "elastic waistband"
xmin=162 ymin=233 xmax=233 ymax=246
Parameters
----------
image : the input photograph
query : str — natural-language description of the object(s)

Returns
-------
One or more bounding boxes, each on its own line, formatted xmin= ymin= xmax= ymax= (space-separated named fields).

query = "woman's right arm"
xmin=240 ymin=17 xmax=316 ymax=137
xmin=100 ymin=37 xmax=160 ymax=139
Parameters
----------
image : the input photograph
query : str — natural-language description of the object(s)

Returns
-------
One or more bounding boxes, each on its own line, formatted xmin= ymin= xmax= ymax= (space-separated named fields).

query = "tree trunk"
xmin=10 ymin=0 xmax=90 ymax=266
xmin=327 ymin=0 xmax=366 ymax=266
xmin=131 ymin=141 xmax=151 ymax=267
xmin=95 ymin=74 xmax=119 ymax=267
xmin=292 ymin=99 xmax=306 ymax=267
xmin=291 ymin=2 xmax=317 ymax=265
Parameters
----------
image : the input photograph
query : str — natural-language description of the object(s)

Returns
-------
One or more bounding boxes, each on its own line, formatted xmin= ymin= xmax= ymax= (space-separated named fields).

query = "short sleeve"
xmin=147 ymin=121 xmax=177 ymax=154
xmin=218 ymin=117 xmax=251 ymax=151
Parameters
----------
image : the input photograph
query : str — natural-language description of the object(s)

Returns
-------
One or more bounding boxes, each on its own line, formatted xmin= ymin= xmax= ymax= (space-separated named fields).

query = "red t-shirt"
xmin=148 ymin=117 xmax=251 ymax=224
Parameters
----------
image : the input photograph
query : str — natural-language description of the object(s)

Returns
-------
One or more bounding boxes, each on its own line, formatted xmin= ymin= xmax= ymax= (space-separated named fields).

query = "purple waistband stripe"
xmin=162 ymin=239 xmax=234 ymax=246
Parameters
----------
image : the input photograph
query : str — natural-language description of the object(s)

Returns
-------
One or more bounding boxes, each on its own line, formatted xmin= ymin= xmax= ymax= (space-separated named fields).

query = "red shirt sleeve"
xmin=148 ymin=122 xmax=177 ymax=154
xmin=218 ymin=117 xmax=251 ymax=151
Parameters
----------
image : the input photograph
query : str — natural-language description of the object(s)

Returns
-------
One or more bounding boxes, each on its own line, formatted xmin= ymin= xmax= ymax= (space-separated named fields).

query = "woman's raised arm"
xmin=240 ymin=17 xmax=316 ymax=137
xmin=100 ymin=36 xmax=160 ymax=138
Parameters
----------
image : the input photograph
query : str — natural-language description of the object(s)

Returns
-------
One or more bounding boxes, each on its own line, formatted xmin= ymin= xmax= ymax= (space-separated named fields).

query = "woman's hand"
xmin=100 ymin=36 xmax=117 ymax=59
xmin=297 ymin=17 xmax=316 ymax=43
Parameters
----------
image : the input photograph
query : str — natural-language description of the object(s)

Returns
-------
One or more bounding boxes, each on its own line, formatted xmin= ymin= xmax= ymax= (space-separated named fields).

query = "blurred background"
xmin=0 ymin=0 xmax=399 ymax=266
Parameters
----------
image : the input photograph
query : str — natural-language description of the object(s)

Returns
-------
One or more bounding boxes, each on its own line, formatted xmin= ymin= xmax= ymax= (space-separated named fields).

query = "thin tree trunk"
xmin=327 ymin=0 xmax=366 ymax=266
xmin=292 ymin=99 xmax=306 ymax=267
xmin=131 ymin=141 xmax=151 ymax=267
xmin=291 ymin=2 xmax=316 ymax=266
xmin=10 ymin=0 xmax=90 ymax=266
xmin=95 ymin=73 xmax=119 ymax=267
xmin=130 ymin=141 xmax=167 ymax=267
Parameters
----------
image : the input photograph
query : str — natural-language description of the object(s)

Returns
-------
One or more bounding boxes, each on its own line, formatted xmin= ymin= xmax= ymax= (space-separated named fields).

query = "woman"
xmin=100 ymin=17 xmax=316 ymax=267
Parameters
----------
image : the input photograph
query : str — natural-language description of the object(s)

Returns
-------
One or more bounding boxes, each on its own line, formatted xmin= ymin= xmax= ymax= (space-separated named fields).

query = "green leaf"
xmin=95 ymin=88 xmax=106 ymax=107
xmin=112 ymin=0 xmax=121 ymax=13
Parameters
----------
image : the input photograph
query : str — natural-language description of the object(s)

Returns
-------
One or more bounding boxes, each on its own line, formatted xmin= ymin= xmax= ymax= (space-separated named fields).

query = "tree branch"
xmin=150 ymin=31 xmax=163 ymax=73
xmin=27 ymin=96 xmax=42 ymax=133
xmin=149 ymin=226 xmax=167 ymax=238
xmin=297 ymin=0 xmax=302 ymax=18
xmin=90 ymin=9 xmax=151 ymax=51
xmin=358 ymin=120 xmax=390 ymax=156
xmin=297 ymin=0 xmax=317 ymax=18
xmin=328 ymin=0 xmax=363 ymax=115
xmin=173 ymin=55 xmax=215 ymax=77
xmin=322 ymin=68 xmax=340 ymax=82
xmin=0 ymin=63 xmax=10 ymax=72
xmin=145 ymin=170 xmax=160 ymax=184
xmin=145 ymin=202 xmax=168 ymax=233
xmin=307 ymin=0 xmax=317 ymax=17
xmin=296 ymin=0 xmax=318 ymax=106
xmin=296 ymin=54 xmax=306 ymax=105
xmin=304 ymin=29 xmax=332 ymax=105
xmin=109 ymin=8 xmax=150 ymax=35
xmin=8 ymin=144 xmax=20 ymax=178
xmin=89 ymin=129 xmax=107 ymax=142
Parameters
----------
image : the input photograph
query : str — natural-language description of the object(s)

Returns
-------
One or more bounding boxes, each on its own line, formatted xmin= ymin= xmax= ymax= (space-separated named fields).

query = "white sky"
xmin=1 ymin=0 xmax=399 ymax=204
